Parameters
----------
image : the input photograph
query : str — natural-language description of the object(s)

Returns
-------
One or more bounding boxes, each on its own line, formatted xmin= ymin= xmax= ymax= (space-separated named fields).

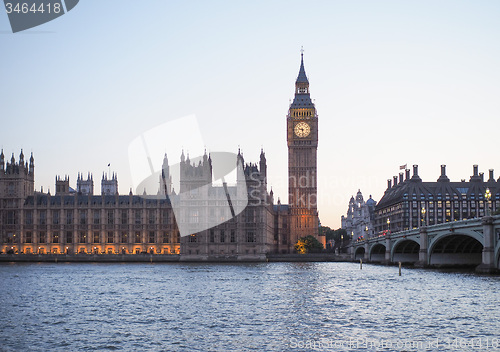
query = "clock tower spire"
xmin=287 ymin=50 xmax=322 ymax=250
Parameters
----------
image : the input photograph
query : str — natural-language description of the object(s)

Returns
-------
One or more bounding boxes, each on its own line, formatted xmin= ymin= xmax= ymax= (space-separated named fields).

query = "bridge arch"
xmin=354 ymin=247 xmax=365 ymax=260
xmin=369 ymin=243 xmax=386 ymax=262
xmin=429 ymin=233 xmax=483 ymax=266
xmin=392 ymin=239 xmax=419 ymax=264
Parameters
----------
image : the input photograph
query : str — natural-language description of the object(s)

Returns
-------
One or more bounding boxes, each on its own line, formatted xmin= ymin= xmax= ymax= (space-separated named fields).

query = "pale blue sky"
xmin=1 ymin=1 xmax=500 ymax=228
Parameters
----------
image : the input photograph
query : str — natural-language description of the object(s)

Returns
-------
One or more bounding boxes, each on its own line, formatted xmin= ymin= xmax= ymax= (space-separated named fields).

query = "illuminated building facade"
xmin=0 ymin=150 xmax=180 ymax=255
xmin=286 ymin=52 xmax=322 ymax=249
xmin=375 ymin=165 xmax=500 ymax=233
xmin=0 ymin=54 xmax=326 ymax=257
xmin=0 ymin=149 xmax=284 ymax=257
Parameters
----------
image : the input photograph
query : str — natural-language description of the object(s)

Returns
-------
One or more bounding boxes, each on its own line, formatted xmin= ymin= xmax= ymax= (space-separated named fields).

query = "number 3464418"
xmin=5 ymin=2 xmax=62 ymax=14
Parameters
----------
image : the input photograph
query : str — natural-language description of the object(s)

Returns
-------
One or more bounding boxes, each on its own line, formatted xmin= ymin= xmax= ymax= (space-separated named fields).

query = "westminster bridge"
xmin=349 ymin=215 xmax=500 ymax=273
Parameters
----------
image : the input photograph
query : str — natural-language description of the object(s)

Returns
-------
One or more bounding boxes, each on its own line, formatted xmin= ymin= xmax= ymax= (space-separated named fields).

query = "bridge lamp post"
xmin=365 ymin=226 xmax=368 ymax=239
xmin=386 ymin=218 xmax=390 ymax=233
xmin=485 ymin=188 xmax=492 ymax=216
xmin=421 ymin=207 xmax=426 ymax=227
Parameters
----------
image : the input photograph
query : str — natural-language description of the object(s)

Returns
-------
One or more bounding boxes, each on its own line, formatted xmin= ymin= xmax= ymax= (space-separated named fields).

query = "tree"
xmin=318 ymin=226 xmax=330 ymax=237
xmin=335 ymin=228 xmax=348 ymax=242
xmin=325 ymin=228 xmax=347 ymax=243
xmin=294 ymin=235 xmax=324 ymax=254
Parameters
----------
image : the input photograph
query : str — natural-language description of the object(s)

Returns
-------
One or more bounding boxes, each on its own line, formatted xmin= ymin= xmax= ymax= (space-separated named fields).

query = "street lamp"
xmin=365 ymin=226 xmax=368 ymax=239
xmin=485 ymin=188 xmax=492 ymax=216
xmin=386 ymin=218 xmax=390 ymax=232
xmin=421 ymin=207 xmax=426 ymax=227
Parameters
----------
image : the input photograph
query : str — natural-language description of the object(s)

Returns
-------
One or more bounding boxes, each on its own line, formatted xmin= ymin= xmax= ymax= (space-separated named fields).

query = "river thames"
xmin=0 ymin=262 xmax=498 ymax=351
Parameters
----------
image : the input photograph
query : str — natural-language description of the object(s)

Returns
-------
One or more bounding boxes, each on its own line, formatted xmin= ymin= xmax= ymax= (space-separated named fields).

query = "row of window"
xmin=22 ymin=210 xmax=170 ymax=225
xmin=189 ymin=230 xmax=256 ymax=243
xmin=188 ymin=209 xmax=234 ymax=223
xmin=378 ymin=200 xmax=499 ymax=219
xmin=376 ymin=209 xmax=491 ymax=232
xmin=20 ymin=231 xmax=180 ymax=244
xmin=409 ymin=200 xmax=500 ymax=209
xmin=292 ymin=111 xmax=313 ymax=119
xmin=406 ymin=193 xmax=500 ymax=201
xmin=208 ymin=229 xmax=239 ymax=243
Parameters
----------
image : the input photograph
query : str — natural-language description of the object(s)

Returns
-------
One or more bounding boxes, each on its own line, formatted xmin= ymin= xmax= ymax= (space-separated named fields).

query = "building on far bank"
xmin=374 ymin=165 xmax=500 ymax=233
xmin=0 ymin=149 xmax=276 ymax=257
xmin=341 ymin=190 xmax=376 ymax=242
xmin=287 ymin=51 xmax=321 ymax=246
xmin=0 ymin=150 xmax=180 ymax=255
xmin=177 ymin=149 xmax=276 ymax=260
xmin=0 ymin=53 xmax=326 ymax=258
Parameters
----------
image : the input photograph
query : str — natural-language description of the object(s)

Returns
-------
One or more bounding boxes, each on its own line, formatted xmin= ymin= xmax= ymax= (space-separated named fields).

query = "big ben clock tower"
xmin=287 ymin=51 xmax=321 ymax=249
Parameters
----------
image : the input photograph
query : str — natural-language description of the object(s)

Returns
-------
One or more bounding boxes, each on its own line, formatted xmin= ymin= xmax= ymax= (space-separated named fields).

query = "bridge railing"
xmin=353 ymin=215 xmax=500 ymax=246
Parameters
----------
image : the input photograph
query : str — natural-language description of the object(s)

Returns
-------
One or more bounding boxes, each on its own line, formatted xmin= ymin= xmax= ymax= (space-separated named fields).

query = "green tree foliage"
xmin=323 ymin=227 xmax=347 ymax=243
xmin=294 ymin=235 xmax=324 ymax=254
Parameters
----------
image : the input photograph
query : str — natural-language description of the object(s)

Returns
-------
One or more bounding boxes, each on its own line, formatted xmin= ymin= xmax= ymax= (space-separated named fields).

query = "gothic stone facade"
xmin=0 ymin=150 xmax=284 ymax=258
xmin=177 ymin=150 xmax=277 ymax=260
xmin=341 ymin=190 xmax=376 ymax=242
xmin=287 ymin=53 xmax=321 ymax=246
xmin=0 ymin=55 xmax=325 ymax=257
xmin=0 ymin=151 xmax=180 ymax=255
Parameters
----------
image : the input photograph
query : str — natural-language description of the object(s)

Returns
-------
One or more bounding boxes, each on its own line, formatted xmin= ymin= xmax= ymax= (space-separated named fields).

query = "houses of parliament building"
xmin=0 ymin=54 xmax=324 ymax=259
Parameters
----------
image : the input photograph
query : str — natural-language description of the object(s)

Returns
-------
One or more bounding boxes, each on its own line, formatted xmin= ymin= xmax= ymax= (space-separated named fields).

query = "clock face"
xmin=294 ymin=122 xmax=310 ymax=137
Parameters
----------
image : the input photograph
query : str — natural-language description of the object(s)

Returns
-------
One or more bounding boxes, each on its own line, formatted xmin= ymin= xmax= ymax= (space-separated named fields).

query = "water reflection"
xmin=0 ymin=262 xmax=498 ymax=351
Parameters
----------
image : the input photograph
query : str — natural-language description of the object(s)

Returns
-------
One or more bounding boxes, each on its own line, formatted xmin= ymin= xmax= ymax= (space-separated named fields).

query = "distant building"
xmin=341 ymin=190 xmax=376 ymax=241
xmin=287 ymin=52 xmax=321 ymax=246
xmin=0 ymin=53 xmax=325 ymax=258
xmin=0 ymin=150 xmax=179 ymax=255
xmin=0 ymin=149 xmax=273 ymax=257
xmin=177 ymin=149 xmax=276 ymax=260
xmin=374 ymin=165 xmax=500 ymax=233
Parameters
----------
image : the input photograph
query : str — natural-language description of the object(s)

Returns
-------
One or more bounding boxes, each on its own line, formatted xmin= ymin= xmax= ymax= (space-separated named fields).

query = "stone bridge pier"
xmin=476 ymin=216 xmax=497 ymax=274
xmin=415 ymin=227 xmax=427 ymax=267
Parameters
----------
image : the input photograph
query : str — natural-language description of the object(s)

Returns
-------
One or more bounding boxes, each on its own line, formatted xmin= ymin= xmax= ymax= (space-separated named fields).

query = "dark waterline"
xmin=0 ymin=262 xmax=498 ymax=351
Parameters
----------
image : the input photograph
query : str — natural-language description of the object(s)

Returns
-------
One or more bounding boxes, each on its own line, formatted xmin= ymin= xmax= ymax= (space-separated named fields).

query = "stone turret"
xmin=77 ymin=172 xmax=94 ymax=195
xmin=0 ymin=149 xmax=34 ymax=199
xmin=55 ymin=175 xmax=70 ymax=195
xmin=160 ymin=153 xmax=172 ymax=195
xmin=101 ymin=172 xmax=118 ymax=195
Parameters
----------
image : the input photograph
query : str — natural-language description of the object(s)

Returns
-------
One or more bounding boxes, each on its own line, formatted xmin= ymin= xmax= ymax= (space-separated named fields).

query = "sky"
xmin=1 ymin=0 xmax=500 ymax=229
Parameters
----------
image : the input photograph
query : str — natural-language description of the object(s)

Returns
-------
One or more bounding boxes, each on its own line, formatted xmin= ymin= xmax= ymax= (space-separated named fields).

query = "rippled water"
xmin=0 ymin=262 xmax=498 ymax=351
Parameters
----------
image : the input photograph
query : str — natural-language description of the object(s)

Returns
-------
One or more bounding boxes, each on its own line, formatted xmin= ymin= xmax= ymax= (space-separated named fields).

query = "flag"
xmin=400 ymin=164 xmax=407 ymax=170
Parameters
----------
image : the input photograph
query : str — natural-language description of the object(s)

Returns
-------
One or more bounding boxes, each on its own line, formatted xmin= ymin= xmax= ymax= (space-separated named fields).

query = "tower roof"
xmin=296 ymin=53 xmax=309 ymax=84
xmin=290 ymin=51 xmax=314 ymax=109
